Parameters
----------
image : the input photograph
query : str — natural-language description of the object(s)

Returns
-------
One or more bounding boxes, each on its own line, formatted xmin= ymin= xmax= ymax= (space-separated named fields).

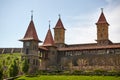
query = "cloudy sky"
xmin=0 ymin=0 xmax=120 ymax=47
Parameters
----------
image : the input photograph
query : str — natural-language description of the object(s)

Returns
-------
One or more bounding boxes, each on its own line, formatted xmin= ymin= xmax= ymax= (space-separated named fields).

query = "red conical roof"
xmin=96 ymin=11 xmax=109 ymax=25
xmin=54 ymin=18 xmax=65 ymax=30
xmin=20 ymin=20 xmax=41 ymax=42
xmin=43 ymin=28 xmax=54 ymax=46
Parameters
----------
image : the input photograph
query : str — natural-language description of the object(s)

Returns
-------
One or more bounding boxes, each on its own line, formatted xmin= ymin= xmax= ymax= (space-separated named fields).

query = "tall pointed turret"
xmin=54 ymin=15 xmax=66 ymax=47
xmin=19 ymin=11 xmax=41 ymax=73
xmin=96 ymin=8 xmax=112 ymax=45
xmin=96 ymin=8 xmax=109 ymax=25
xmin=20 ymin=11 xmax=41 ymax=42
xmin=42 ymin=22 xmax=57 ymax=68
xmin=54 ymin=15 xmax=65 ymax=30
xmin=43 ymin=23 xmax=54 ymax=47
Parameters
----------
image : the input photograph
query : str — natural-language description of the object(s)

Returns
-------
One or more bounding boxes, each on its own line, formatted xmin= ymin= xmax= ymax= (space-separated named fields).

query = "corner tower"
xmin=19 ymin=11 xmax=41 ymax=73
xmin=54 ymin=15 xmax=66 ymax=47
xmin=96 ymin=9 xmax=112 ymax=45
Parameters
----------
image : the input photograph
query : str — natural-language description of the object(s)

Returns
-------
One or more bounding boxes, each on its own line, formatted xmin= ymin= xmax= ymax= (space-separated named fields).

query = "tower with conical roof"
xmin=96 ymin=8 xmax=112 ymax=45
xmin=54 ymin=15 xmax=66 ymax=47
xmin=19 ymin=11 xmax=41 ymax=73
xmin=43 ymin=22 xmax=54 ymax=47
xmin=42 ymin=22 xmax=57 ymax=68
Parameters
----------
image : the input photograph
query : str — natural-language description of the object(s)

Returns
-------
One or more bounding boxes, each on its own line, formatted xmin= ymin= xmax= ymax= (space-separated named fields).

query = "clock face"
xmin=26 ymin=42 xmax=30 ymax=46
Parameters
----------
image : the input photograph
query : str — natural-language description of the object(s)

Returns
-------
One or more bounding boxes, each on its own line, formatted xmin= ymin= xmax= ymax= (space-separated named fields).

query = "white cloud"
xmin=105 ymin=1 xmax=120 ymax=43
xmin=65 ymin=13 xmax=97 ymax=44
xmin=65 ymin=1 xmax=120 ymax=44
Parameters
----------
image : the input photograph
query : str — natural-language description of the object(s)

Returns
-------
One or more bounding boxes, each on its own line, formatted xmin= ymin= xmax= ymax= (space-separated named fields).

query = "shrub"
xmin=0 ymin=67 xmax=3 ymax=80
xmin=94 ymin=69 xmax=107 ymax=76
xmin=72 ymin=70 xmax=83 ymax=75
xmin=22 ymin=58 xmax=29 ymax=74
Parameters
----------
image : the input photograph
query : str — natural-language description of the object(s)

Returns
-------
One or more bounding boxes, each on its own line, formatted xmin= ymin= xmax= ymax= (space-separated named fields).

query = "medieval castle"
xmin=19 ymin=9 xmax=120 ymax=73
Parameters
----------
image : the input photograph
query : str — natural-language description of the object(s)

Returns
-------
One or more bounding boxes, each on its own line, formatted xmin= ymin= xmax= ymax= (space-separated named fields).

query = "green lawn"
xmin=16 ymin=75 xmax=120 ymax=80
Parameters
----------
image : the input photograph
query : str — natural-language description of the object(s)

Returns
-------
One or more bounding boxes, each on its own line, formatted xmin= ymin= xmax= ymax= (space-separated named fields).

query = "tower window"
xmin=26 ymin=42 xmax=30 ymax=46
xmin=33 ymin=59 xmax=35 ymax=65
xmin=36 ymin=60 xmax=38 ymax=65
xmin=101 ymin=34 xmax=103 ymax=38
xmin=26 ymin=48 xmax=29 ymax=54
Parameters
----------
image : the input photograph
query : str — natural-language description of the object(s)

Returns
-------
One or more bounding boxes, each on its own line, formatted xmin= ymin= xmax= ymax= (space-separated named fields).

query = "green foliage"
xmin=9 ymin=60 xmax=19 ymax=77
xmin=22 ymin=58 xmax=29 ymax=74
xmin=0 ymin=64 xmax=3 ymax=80
xmin=0 ymin=53 xmax=21 ymax=78
xmin=93 ymin=69 xmax=107 ymax=76
xmin=72 ymin=70 xmax=83 ymax=75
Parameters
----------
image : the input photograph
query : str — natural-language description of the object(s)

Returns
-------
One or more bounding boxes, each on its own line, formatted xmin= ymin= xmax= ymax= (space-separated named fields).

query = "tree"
xmin=22 ymin=58 xmax=29 ymax=74
xmin=0 ymin=64 xmax=3 ymax=80
xmin=9 ymin=60 xmax=19 ymax=77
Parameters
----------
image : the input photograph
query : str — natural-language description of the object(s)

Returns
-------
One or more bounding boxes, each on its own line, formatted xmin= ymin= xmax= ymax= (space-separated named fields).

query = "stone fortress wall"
xmin=0 ymin=48 xmax=22 ymax=54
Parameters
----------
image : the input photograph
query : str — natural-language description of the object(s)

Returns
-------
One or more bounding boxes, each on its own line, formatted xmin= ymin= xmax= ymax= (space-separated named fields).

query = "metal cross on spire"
xmin=49 ymin=20 xmax=51 ymax=29
xmin=101 ymin=8 xmax=103 ymax=12
xmin=31 ymin=10 xmax=33 ymax=20
xmin=58 ymin=14 xmax=61 ymax=19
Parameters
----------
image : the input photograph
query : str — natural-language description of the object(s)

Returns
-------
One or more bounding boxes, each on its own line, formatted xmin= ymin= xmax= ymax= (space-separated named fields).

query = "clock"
xmin=26 ymin=42 xmax=30 ymax=46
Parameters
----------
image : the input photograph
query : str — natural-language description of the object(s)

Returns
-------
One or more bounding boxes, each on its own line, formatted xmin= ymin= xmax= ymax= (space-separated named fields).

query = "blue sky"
xmin=0 ymin=0 xmax=120 ymax=47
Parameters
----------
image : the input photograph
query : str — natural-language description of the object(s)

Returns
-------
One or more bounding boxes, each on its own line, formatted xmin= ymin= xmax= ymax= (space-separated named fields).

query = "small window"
xmin=26 ymin=48 xmax=29 ymax=54
xmin=36 ymin=60 xmax=38 ymax=65
xmin=101 ymin=34 xmax=103 ymax=38
xmin=28 ymin=59 xmax=30 ymax=64
xmin=33 ymin=59 xmax=35 ymax=65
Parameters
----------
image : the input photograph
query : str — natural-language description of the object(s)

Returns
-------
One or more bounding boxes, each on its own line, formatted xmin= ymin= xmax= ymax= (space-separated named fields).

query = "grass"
xmin=16 ymin=75 xmax=120 ymax=80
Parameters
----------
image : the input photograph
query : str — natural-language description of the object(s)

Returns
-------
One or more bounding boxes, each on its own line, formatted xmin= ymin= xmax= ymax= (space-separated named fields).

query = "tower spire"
xmin=43 ymin=22 xmax=54 ymax=46
xmin=31 ymin=10 xmax=33 ymax=20
xmin=101 ymin=8 xmax=103 ymax=12
xmin=96 ymin=8 xmax=108 ymax=25
xmin=58 ymin=14 xmax=61 ymax=19
xmin=49 ymin=20 xmax=51 ymax=29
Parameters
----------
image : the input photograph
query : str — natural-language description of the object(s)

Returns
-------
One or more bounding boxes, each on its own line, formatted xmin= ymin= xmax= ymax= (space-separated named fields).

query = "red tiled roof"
xmin=43 ymin=29 xmax=55 ymax=46
xmin=54 ymin=18 xmax=65 ymax=30
xmin=20 ymin=20 xmax=41 ymax=42
xmin=58 ymin=44 xmax=120 ymax=51
xmin=96 ymin=12 xmax=109 ymax=25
